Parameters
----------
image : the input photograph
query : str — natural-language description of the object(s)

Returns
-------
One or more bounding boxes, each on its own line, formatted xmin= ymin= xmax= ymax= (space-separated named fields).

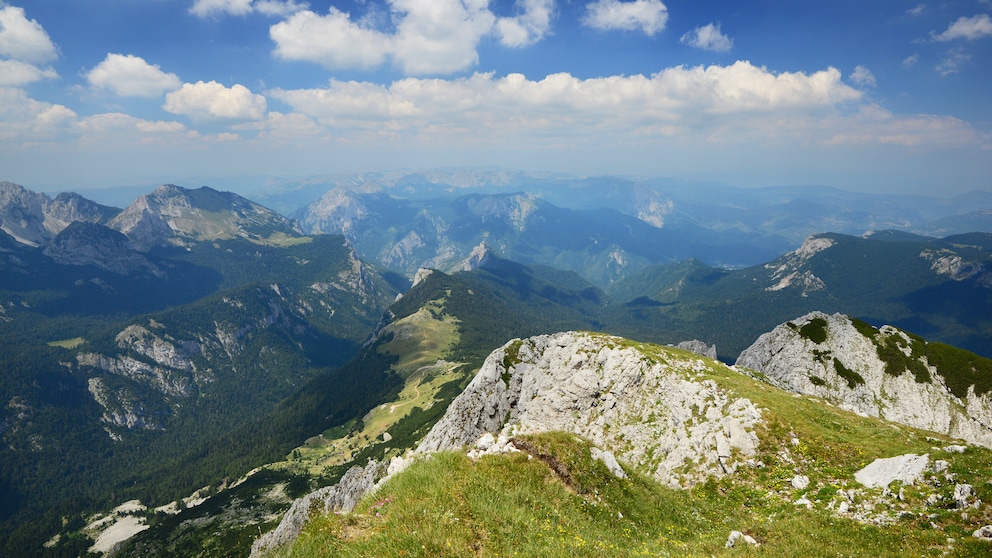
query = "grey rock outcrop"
xmin=736 ymin=312 xmax=992 ymax=447
xmin=676 ymin=340 xmax=717 ymax=360
xmin=418 ymin=331 xmax=762 ymax=488
xmin=250 ymin=459 xmax=387 ymax=557
xmin=854 ymin=454 xmax=930 ymax=489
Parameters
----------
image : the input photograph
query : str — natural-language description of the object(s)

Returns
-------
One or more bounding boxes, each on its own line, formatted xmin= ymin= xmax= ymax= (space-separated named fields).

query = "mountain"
xmin=0 ymin=183 xmax=406 ymax=557
xmin=43 ymin=222 xmax=162 ymax=277
xmin=737 ymin=311 xmax=992 ymax=447
xmin=297 ymin=188 xmax=790 ymax=286
xmin=255 ymin=331 xmax=992 ymax=557
xmin=605 ymin=231 xmax=992 ymax=360
xmin=109 ymin=184 xmax=304 ymax=251
xmin=0 ymin=181 xmax=119 ymax=247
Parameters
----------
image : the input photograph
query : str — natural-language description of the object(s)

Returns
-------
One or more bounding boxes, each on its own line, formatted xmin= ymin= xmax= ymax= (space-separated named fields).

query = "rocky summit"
xmin=736 ymin=311 xmax=992 ymax=447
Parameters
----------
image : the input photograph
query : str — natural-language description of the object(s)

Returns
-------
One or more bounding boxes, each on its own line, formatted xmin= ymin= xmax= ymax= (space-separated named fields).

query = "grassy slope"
xmin=273 ymin=340 xmax=992 ymax=557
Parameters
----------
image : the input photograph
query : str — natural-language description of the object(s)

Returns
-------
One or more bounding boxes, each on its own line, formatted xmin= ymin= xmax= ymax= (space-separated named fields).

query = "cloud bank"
xmin=270 ymin=0 xmax=555 ymax=75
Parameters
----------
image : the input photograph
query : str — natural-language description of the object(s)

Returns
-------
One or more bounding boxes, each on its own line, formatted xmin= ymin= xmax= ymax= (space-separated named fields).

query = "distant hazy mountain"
xmin=297 ymin=187 xmax=790 ymax=286
xmin=0 ymin=181 xmax=119 ymax=246
xmin=109 ymin=184 xmax=304 ymax=251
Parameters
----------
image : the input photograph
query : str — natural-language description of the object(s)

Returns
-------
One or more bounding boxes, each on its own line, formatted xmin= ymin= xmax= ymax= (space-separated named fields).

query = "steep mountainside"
xmin=257 ymin=332 xmax=992 ymax=557
xmin=110 ymin=257 xmax=614 ymax=556
xmin=0 ymin=182 xmax=119 ymax=247
xmin=605 ymin=231 xmax=992 ymax=359
xmin=0 ymin=185 xmax=402 ymax=558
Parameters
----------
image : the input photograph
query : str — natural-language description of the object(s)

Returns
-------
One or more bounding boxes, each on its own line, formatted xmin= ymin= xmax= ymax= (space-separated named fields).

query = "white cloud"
xmin=0 ymin=5 xmax=58 ymax=64
xmin=390 ymin=0 xmax=497 ymax=74
xmin=931 ymin=14 xmax=992 ymax=41
xmin=270 ymin=62 xmax=863 ymax=146
xmin=906 ymin=4 xmax=925 ymax=17
xmin=0 ymin=87 xmax=76 ymax=142
xmin=0 ymin=58 xmax=57 ymax=86
xmin=680 ymin=23 xmax=732 ymax=52
xmin=271 ymin=1 xmax=553 ymax=75
xmin=936 ymin=48 xmax=971 ymax=75
xmin=163 ymin=81 xmax=267 ymax=121
xmin=190 ymin=0 xmax=307 ymax=18
xmin=902 ymin=54 xmax=919 ymax=68
xmin=582 ymin=0 xmax=668 ymax=36
xmin=850 ymin=65 xmax=876 ymax=87
xmin=86 ymin=54 xmax=182 ymax=98
xmin=495 ymin=0 xmax=555 ymax=47
xmin=270 ymin=8 xmax=392 ymax=69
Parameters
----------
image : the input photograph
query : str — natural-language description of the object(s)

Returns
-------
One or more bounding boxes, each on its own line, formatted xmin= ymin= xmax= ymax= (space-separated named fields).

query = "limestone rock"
xmin=417 ymin=332 xmax=762 ymax=488
xmin=736 ymin=312 xmax=992 ymax=448
xmin=250 ymin=460 xmax=387 ymax=557
xmin=854 ymin=454 xmax=930 ymax=489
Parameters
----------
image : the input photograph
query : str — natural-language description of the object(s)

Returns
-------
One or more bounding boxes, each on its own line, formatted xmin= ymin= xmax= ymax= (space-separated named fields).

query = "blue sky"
xmin=1 ymin=0 xmax=990 ymax=196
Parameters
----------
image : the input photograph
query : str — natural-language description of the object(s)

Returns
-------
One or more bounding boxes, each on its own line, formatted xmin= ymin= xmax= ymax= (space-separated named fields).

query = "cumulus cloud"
xmin=271 ymin=0 xmax=553 ymax=75
xmin=270 ymin=62 xmax=863 ymax=146
xmin=271 ymin=8 xmax=392 ymax=70
xmin=163 ymin=81 xmax=267 ymax=121
xmin=0 ymin=58 xmax=57 ymax=86
xmin=680 ymin=23 xmax=732 ymax=52
xmin=583 ymin=0 xmax=668 ymax=36
xmin=86 ymin=54 xmax=182 ymax=98
xmin=850 ymin=65 xmax=876 ymax=87
xmin=902 ymin=54 xmax=919 ymax=68
xmin=931 ymin=14 xmax=992 ymax=41
xmin=0 ymin=87 xmax=76 ymax=142
xmin=495 ymin=0 xmax=555 ymax=47
xmin=190 ymin=0 xmax=307 ymax=18
xmin=0 ymin=5 xmax=58 ymax=64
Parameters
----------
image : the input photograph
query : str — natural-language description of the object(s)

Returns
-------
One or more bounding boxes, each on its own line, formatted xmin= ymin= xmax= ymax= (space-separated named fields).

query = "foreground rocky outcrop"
xmin=418 ymin=331 xmax=761 ymax=486
xmin=252 ymin=332 xmax=763 ymax=555
xmin=736 ymin=311 xmax=992 ymax=447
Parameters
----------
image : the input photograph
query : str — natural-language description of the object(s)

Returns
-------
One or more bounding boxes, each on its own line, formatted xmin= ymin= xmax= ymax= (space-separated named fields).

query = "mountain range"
xmin=1 ymin=173 xmax=991 ymax=557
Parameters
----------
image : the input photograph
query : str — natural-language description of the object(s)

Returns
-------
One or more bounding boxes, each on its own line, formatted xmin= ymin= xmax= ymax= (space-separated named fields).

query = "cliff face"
xmin=736 ymin=311 xmax=992 ymax=447
xmin=419 ymin=331 xmax=762 ymax=488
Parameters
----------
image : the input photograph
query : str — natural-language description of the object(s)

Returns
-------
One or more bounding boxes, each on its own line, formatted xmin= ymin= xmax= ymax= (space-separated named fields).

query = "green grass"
xmin=47 ymin=336 xmax=85 ymax=349
xmin=268 ymin=338 xmax=992 ymax=558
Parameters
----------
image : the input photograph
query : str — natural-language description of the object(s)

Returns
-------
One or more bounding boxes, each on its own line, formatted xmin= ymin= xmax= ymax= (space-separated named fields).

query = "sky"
xmin=1 ymin=0 xmax=990 ymax=196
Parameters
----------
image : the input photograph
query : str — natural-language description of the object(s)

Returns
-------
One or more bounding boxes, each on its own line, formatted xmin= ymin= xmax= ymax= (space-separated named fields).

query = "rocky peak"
xmin=0 ymin=181 xmax=54 ymax=246
xmin=736 ymin=311 xmax=992 ymax=447
xmin=109 ymin=184 xmax=302 ymax=250
xmin=418 ymin=332 xmax=762 ymax=488
xmin=463 ymin=193 xmax=539 ymax=231
xmin=456 ymin=242 xmax=496 ymax=272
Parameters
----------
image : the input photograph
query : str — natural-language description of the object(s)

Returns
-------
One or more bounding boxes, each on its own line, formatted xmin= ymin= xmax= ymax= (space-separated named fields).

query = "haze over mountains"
xmin=2 ymin=171 xmax=992 ymax=556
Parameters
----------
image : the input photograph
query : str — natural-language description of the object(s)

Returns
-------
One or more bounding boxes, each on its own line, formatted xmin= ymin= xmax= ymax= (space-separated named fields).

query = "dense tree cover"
xmin=0 ymin=234 xmax=401 ymax=556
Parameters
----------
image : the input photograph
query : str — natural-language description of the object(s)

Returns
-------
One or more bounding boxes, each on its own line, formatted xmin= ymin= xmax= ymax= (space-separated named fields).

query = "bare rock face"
xmin=250 ymin=460 xmax=387 ymax=557
xmin=417 ymin=331 xmax=763 ymax=488
xmin=736 ymin=311 xmax=992 ymax=447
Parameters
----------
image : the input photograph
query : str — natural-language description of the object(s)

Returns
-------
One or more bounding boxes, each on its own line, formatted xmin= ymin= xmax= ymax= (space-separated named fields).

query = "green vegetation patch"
xmin=876 ymin=332 xmax=931 ymax=384
xmin=925 ymin=342 xmax=992 ymax=398
xmin=47 ymin=337 xmax=85 ymax=349
xmin=798 ymin=317 xmax=829 ymax=344
xmin=833 ymin=359 xmax=865 ymax=389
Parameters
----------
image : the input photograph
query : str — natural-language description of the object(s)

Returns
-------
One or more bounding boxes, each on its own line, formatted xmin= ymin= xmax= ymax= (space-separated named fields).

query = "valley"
xmin=1 ymin=172 xmax=991 ymax=557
